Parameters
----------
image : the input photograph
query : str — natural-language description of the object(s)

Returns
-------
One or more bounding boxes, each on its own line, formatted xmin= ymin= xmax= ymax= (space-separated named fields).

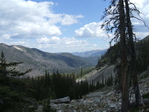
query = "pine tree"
xmin=0 ymin=51 xmax=32 ymax=112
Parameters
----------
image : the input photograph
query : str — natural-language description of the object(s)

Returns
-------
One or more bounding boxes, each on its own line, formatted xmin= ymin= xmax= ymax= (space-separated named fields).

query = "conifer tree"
xmin=0 ymin=51 xmax=32 ymax=112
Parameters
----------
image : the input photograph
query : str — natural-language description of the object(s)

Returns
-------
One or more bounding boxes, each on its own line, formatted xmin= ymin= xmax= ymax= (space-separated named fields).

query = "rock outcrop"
xmin=50 ymin=77 xmax=149 ymax=112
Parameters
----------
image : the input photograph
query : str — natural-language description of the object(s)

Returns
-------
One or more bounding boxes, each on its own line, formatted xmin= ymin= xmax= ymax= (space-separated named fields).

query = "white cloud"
xmin=1 ymin=34 xmax=11 ymax=39
xmin=0 ymin=0 xmax=83 ymax=39
xmin=37 ymin=36 xmax=60 ymax=44
xmin=10 ymin=40 xmax=27 ymax=45
xmin=130 ymin=0 xmax=149 ymax=36
xmin=93 ymin=44 xmax=98 ymax=47
xmin=134 ymin=32 xmax=149 ymax=40
xmin=75 ymin=22 xmax=112 ymax=40
xmin=130 ymin=0 xmax=148 ymax=10
xmin=36 ymin=36 xmax=89 ymax=52
xmin=75 ymin=0 xmax=149 ymax=40
xmin=130 ymin=0 xmax=149 ymax=22
xmin=60 ymin=14 xmax=83 ymax=25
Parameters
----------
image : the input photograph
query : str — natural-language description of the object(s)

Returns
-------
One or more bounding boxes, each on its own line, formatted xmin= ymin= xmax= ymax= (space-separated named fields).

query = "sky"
xmin=0 ymin=0 xmax=149 ymax=53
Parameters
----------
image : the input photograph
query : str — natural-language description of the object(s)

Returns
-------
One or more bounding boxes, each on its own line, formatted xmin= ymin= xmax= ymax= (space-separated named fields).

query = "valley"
xmin=0 ymin=43 xmax=105 ymax=77
xmin=0 ymin=35 xmax=149 ymax=112
xmin=1 ymin=0 xmax=149 ymax=111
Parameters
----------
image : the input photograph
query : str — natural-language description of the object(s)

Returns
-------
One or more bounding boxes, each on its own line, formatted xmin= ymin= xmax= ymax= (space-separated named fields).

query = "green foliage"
xmin=96 ymin=81 xmax=105 ymax=90
xmin=0 ymin=52 xmax=31 ymax=77
xmin=42 ymin=101 xmax=56 ymax=112
xmin=137 ymin=40 xmax=149 ymax=73
xmin=129 ymin=107 xmax=139 ymax=112
xmin=27 ymin=71 xmax=101 ymax=101
xmin=28 ymin=71 xmax=74 ymax=100
xmin=96 ymin=43 xmax=119 ymax=69
xmin=140 ymin=73 xmax=149 ymax=80
xmin=106 ymin=74 xmax=113 ymax=87
xmin=0 ymin=52 xmax=35 ymax=112
xmin=142 ymin=92 xmax=149 ymax=99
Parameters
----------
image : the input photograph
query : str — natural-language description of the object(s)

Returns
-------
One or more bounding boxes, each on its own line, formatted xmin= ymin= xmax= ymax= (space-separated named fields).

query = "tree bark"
xmin=119 ymin=0 xmax=130 ymax=111
xmin=124 ymin=0 xmax=144 ymax=107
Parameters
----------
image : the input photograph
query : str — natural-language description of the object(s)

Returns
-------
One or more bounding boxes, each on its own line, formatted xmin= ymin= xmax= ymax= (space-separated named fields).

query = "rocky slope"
xmin=48 ymin=72 xmax=149 ymax=112
xmin=37 ymin=65 xmax=149 ymax=112
xmin=76 ymin=65 xmax=115 ymax=85
xmin=34 ymin=64 xmax=149 ymax=112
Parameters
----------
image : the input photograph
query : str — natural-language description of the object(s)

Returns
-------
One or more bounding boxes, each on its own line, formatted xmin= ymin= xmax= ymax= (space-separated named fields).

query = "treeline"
xmin=0 ymin=51 xmax=114 ymax=112
xmin=137 ymin=40 xmax=149 ymax=73
xmin=26 ymin=71 xmax=108 ymax=101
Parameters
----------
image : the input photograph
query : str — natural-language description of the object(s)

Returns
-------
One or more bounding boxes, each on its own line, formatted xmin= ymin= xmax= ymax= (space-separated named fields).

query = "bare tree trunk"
xmin=101 ymin=0 xmax=145 ymax=110
xmin=124 ymin=0 xmax=144 ymax=107
xmin=119 ymin=0 xmax=130 ymax=111
xmin=121 ymin=58 xmax=129 ymax=112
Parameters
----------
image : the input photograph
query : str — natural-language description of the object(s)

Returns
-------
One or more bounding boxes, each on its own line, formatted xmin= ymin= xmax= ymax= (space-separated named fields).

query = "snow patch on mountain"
xmin=13 ymin=45 xmax=24 ymax=52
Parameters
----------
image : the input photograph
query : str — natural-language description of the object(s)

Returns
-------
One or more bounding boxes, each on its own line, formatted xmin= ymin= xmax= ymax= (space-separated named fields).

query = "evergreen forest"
xmin=1 ymin=0 xmax=149 ymax=111
xmin=0 ymin=36 xmax=149 ymax=111
xmin=0 ymin=51 xmax=110 ymax=112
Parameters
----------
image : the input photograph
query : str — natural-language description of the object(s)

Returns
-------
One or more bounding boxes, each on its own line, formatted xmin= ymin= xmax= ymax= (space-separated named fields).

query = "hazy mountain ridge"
xmin=0 ymin=43 xmax=100 ymax=77
xmin=72 ymin=49 xmax=107 ymax=57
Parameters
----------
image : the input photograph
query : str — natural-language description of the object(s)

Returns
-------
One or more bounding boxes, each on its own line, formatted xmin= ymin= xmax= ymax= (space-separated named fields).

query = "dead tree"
xmin=101 ymin=0 xmax=146 ymax=111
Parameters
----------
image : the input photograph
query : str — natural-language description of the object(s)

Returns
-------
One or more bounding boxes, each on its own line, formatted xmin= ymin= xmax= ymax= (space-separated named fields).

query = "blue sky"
xmin=0 ymin=0 xmax=149 ymax=53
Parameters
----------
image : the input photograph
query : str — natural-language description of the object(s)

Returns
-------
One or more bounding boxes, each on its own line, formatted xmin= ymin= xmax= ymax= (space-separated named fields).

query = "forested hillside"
xmin=96 ymin=35 xmax=149 ymax=73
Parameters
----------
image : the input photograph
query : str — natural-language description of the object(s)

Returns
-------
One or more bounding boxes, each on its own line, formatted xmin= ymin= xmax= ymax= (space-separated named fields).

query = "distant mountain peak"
xmin=0 ymin=43 xmax=98 ymax=77
xmin=72 ymin=49 xmax=107 ymax=57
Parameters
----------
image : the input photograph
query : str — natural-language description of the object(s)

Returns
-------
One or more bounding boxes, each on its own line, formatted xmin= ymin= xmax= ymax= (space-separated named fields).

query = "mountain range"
xmin=72 ymin=49 xmax=106 ymax=57
xmin=0 ymin=43 xmax=105 ymax=77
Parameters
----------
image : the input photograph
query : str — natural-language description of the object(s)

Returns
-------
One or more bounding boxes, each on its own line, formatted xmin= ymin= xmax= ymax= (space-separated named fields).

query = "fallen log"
xmin=50 ymin=96 xmax=70 ymax=104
